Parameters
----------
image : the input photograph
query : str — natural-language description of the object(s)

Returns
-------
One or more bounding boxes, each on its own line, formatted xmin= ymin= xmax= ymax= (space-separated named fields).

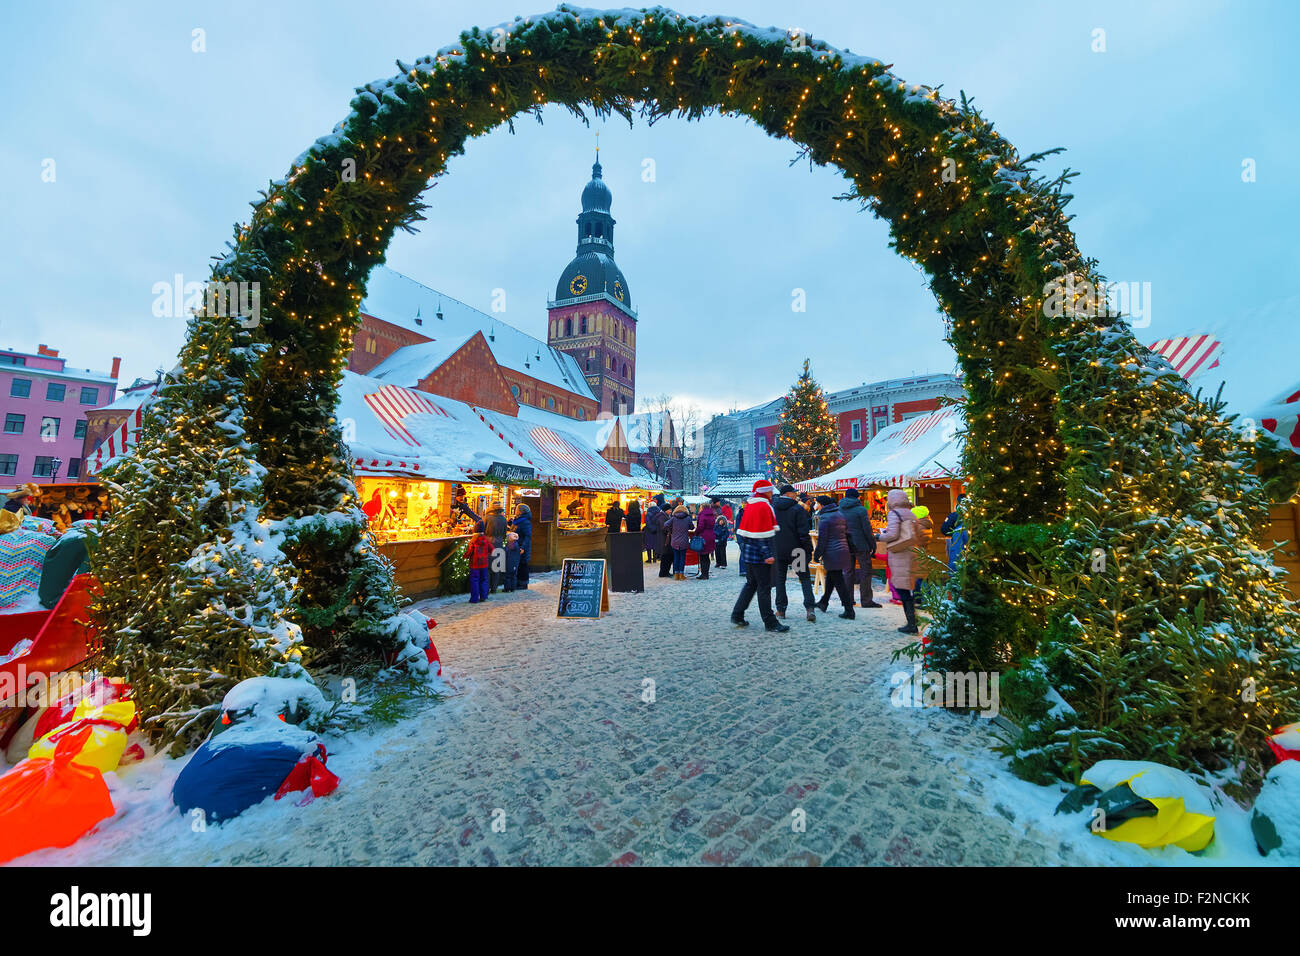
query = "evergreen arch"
xmin=96 ymin=5 xmax=1299 ymax=772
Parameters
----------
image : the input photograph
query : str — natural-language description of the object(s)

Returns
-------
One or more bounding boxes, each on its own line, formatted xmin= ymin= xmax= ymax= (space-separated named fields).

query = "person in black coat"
xmin=839 ymin=488 xmax=881 ymax=608
xmin=484 ymin=503 xmax=509 ymax=593
xmin=509 ymin=503 xmax=533 ymax=589
xmin=625 ymin=499 xmax=642 ymax=534
xmin=711 ymin=498 xmax=729 ymax=569
xmin=605 ymin=500 xmax=625 ymax=533
xmin=644 ymin=494 xmax=666 ymax=564
xmin=772 ymin=484 xmax=817 ymax=621
xmin=812 ymin=495 xmax=855 ymax=618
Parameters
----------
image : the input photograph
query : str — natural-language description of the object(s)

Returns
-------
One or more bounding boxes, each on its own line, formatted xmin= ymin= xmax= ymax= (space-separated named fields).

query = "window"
xmin=564 ymin=318 xmax=573 ymax=336
xmin=10 ymin=378 xmax=31 ymax=398
xmin=580 ymin=316 xmax=588 ymax=334
xmin=851 ymin=420 xmax=862 ymax=442
xmin=33 ymin=456 xmax=56 ymax=478
xmin=578 ymin=407 xmax=586 ymax=420
xmin=0 ymin=454 xmax=16 ymax=476
xmin=365 ymin=337 xmax=377 ymax=354
xmin=80 ymin=386 xmax=98 ymax=405
xmin=874 ymin=416 xmax=888 ymax=435
xmin=74 ymin=419 xmax=88 ymax=439
xmin=546 ymin=396 xmax=555 ymax=410
xmin=46 ymin=383 xmax=66 ymax=401
xmin=67 ymin=458 xmax=81 ymax=479
xmin=0 ymin=354 xmax=25 ymax=366
xmin=757 ymin=435 xmax=767 ymax=455
xmin=622 ymin=363 xmax=628 ymax=379
xmin=41 ymin=417 xmax=60 ymax=440
xmin=4 ymin=413 xmax=23 ymax=434
xmin=510 ymin=384 xmax=520 ymax=399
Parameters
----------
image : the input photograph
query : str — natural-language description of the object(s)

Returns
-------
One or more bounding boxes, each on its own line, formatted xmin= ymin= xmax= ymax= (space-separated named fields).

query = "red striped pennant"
xmin=1148 ymin=335 xmax=1222 ymax=381
xmin=363 ymin=385 xmax=450 ymax=446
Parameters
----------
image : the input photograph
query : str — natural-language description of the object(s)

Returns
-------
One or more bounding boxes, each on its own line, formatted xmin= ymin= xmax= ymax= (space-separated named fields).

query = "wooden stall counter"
xmin=378 ymin=534 xmax=470 ymax=602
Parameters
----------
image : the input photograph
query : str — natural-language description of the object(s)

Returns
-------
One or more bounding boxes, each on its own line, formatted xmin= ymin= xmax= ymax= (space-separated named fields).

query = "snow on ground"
xmin=11 ymin=548 xmax=1284 ymax=866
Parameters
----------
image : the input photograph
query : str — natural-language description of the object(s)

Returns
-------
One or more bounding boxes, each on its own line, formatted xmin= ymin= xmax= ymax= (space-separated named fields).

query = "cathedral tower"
xmin=546 ymin=150 xmax=637 ymax=415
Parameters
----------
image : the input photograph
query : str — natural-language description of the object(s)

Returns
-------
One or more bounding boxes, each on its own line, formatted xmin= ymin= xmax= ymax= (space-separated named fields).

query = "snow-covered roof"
xmin=339 ymin=371 xmax=505 ymax=481
xmin=514 ymin=403 xmax=623 ymax=453
xmin=367 ymin=333 xmax=478 ymax=388
xmin=707 ymin=473 xmax=771 ymax=498
xmin=360 ymin=266 xmax=595 ymax=401
xmin=473 ymin=406 xmax=643 ymax=490
xmin=797 ymin=406 xmax=964 ymax=491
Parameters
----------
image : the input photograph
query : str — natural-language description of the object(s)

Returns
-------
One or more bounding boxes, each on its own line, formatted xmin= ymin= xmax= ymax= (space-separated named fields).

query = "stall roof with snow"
xmin=797 ymin=406 xmax=964 ymax=492
xmin=472 ymin=406 xmax=645 ymax=491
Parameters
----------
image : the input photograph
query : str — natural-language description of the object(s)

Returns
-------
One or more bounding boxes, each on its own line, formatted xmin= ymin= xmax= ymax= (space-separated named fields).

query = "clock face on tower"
xmin=613 ymin=280 xmax=624 ymax=301
xmin=569 ymin=274 xmax=587 ymax=295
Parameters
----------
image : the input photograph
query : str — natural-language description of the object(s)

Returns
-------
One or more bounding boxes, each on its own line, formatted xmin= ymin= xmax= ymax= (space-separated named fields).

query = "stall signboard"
xmin=486 ymin=461 xmax=536 ymax=483
xmin=557 ymin=558 xmax=610 ymax=618
xmin=835 ymin=477 xmax=859 ymax=490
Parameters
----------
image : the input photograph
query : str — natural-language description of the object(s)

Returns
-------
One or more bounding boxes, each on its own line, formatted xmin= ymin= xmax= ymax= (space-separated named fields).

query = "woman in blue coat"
xmin=812 ymin=496 xmax=854 ymax=618
xmin=510 ymin=503 xmax=533 ymax=589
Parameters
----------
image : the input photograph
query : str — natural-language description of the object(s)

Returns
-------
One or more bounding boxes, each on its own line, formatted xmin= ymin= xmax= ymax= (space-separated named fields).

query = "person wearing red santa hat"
xmin=729 ymin=478 xmax=790 ymax=632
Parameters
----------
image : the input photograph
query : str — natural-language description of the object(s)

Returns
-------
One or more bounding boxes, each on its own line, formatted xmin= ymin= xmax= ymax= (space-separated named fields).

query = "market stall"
xmin=341 ymin=373 xmax=515 ymax=598
xmin=797 ymin=406 xmax=965 ymax=569
xmin=473 ymin=407 xmax=652 ymax=569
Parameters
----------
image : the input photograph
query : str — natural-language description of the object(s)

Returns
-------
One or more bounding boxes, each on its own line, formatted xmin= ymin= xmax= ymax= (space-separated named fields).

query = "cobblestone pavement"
xmin=36 ymin=552 xmax=1081 ymax=866
xmin=315 ymin=558 xmax=1069 ymax=866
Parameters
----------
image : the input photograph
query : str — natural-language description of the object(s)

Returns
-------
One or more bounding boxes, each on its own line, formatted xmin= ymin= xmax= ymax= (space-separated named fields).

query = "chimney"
xmin=110 ymin=356 xmax=122 ymax=379
xmin=37 ymin=344 xmax=59 ymax=357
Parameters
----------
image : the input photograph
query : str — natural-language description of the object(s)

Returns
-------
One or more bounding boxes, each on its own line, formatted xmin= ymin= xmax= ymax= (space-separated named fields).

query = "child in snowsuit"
xmin=503 ymin=532 xmax=521 ymax=593
xmin=467 ymin=521 xmax=493 ymax=603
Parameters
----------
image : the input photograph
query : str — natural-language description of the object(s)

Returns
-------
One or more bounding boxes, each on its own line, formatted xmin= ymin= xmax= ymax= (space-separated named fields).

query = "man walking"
xmin=839 ymin=488 xmax=882 ymax=608
xmin=730 ymin=479 xmax=790 ymax=633
xmin=772 ymin=483 xmax=817 ymax=622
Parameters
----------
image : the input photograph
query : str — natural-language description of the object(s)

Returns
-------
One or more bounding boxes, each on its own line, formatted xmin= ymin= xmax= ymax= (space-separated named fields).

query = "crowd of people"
xmin=631 ymin=493 xmax=733 ymax=581
xmin=726 ymin=479 xmax=951 ymax=634
xmin=454 ymin=479 xmax=969 ymax=629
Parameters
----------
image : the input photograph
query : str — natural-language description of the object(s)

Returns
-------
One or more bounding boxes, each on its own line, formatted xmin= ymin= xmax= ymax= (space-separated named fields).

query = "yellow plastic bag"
xmin=1083 ymin=769 xmax=1216 ymax=852
xmin=71 ymin=699 xmax=136 ymax=729
xmin=29 ymin=720 xmax=129 ymax=774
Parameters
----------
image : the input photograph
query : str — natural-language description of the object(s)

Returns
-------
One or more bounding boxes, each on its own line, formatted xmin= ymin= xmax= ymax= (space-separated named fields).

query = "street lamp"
xmin=49 ymin=457 xmax=62 ymax=482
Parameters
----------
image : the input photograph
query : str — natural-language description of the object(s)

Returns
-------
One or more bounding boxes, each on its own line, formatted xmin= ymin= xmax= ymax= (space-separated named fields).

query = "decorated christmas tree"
xmin=768 ymin=360 xmax=843 ymax=484
xmin=90 ymin=309 xmax=308 ymax=753
xmin=928 ymin=310 xmax=1300 ymax=785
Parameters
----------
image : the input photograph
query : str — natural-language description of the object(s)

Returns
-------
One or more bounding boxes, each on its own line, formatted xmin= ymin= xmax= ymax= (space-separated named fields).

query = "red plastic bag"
xmin=0 ymin=726 xmax=115 ymax=863
xmin=274 ymin=744 xmax=339 ymax=806
xmin=32 ymin=677 xmax=131 ymax=741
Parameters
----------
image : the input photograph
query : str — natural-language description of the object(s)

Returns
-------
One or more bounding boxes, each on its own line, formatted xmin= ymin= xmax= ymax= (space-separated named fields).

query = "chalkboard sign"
xmin=557 ymin=558 xmax=610 ymax=618
xmin=487 ymin=461 xmax=536 ymax=483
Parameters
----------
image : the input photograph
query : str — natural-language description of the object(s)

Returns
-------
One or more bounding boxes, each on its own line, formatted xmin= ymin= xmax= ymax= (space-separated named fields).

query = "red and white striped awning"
xmin=1148 ymin=335 xmax=1222 ymax=381
xmin=473 ymin=408 xmax=644 ymax=491
xmin=362 ymin=384 xmax=452 ymax=446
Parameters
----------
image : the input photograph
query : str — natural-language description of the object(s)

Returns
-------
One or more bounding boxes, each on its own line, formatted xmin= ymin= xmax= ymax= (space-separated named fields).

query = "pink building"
xmin=0 ymin=344 xmax=120 ymax=485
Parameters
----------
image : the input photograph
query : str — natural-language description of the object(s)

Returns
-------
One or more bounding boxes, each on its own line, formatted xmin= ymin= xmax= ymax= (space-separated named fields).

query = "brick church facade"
xmin=345 ymin=156 xmax=638 ymax=424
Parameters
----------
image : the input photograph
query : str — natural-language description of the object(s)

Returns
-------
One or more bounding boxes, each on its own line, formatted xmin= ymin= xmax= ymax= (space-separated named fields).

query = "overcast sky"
xmin=2 ymin=0 xmax=1296 ymax=419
